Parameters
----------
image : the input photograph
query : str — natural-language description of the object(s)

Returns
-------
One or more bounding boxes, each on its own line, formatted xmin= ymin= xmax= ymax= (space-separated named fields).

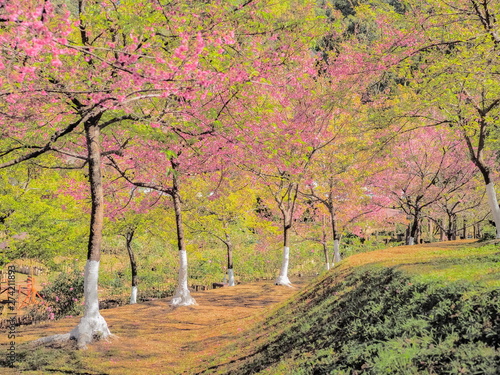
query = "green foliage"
xmin=40 ymin=268 xmax=84 ymax=319
xmin=190 ymin=254 xmax=223 ymax=281
xmin=481 ymin=223 xmax=498 ymax=241
xmin=392 ymin=244 xmax=500 ymax=288
xmin=139 ymin=278 xmax=176 ymax=299
xmin=342 ymin=234 xmax=398 ymax=257
xmin=0 ymin=164 xmax=87 ymax=267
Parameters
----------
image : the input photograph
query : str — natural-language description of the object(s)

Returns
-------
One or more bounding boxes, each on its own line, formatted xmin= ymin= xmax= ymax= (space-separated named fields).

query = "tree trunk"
xmin=170 ymin=171 xmax=196 ymax=306
xmin=428 ymin=219 xmax=434 ymax=242
xmin=486 ymin=182 xmax=500 ymax=238
xmin=333 ymin=239 xmax=341 ymax=263
xmin=322 ymin=230 xmax=330 ymax=271
xmin=452 ymin=215 xmax=457 ymax=240
xmin=126 ymin=230 xmax=138 ymax=304
xmin=70 ymin=120 xmax=110 ymax=349
xmin=408 ymin=212 xmax=419 ymax=245
xmin=275 ymin=220 xmax=292 ymax=287
xmin=225 ymin=232 xmax=235 ymax=287
xmin=465 ymin=129 xmax=500 ymax=238
xmin=448 ymin=218 xmax=454 ymax=240
xmin=330 ymin=210 xmax=341 ymax=264
xmin=439 ymin=219 xmax=446 ymax=241
xmin=323 ymin=243 xmax=330 ymax=271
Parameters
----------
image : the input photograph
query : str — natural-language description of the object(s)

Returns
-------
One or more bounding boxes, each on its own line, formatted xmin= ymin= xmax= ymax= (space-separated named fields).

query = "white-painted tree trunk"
xmin=408 ymin=237 xmax=415 ymax=245
xmin=70 ymin=260 xmax=110 ymax=349
xmin=130 ymin=286 xmax=138 ymax=304
xmin=275 ymin=246 xmax=292 ymax=287
xmin=486 ymin=182 xmax=500 ymax=239
xmin=227 ymin=268 xmax=235 ymax=287
xmin=322 ymin=241 xmax=330 ymax=271
xmin=332 ymin=239 xmax=341 ymax=264
xmin=171 ymin=250 xmax=196 ymax=306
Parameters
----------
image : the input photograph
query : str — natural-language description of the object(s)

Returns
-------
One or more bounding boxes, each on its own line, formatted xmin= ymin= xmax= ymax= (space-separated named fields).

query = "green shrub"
xmin=39 ymin=269 xmax=84 ymax=319
xmin=480 ymin=224 xmax=497 ymax=241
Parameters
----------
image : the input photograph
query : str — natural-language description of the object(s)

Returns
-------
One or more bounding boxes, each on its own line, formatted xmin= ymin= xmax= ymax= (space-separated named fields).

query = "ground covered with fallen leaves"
xmin=1 ymin=278 xmax=309 ymax=374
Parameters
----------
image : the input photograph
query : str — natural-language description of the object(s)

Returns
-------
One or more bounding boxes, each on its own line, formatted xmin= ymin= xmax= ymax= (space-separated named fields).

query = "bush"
xmin=39 ymin=269 xmax=84 ymax=319
xmin=480 ymin=223 xmax=497 ymax=241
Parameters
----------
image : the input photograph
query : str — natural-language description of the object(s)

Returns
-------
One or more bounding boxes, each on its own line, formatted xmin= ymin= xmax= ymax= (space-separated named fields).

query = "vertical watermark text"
xmin=6 ymin=265 xmax=16 ymax=367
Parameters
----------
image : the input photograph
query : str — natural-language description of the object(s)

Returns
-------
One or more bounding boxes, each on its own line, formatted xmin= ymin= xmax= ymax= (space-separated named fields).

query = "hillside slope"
xmin=196 ymin=240 xmax=500 ymax=374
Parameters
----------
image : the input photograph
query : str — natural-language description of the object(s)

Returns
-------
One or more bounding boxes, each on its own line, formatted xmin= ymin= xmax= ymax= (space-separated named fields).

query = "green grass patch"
xmin=395 ymin=245 xmax=500 ymax=287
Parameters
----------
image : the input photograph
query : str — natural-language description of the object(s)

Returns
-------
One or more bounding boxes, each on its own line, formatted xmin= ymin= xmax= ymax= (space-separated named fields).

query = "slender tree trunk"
xmin=275 ymin=219 xmax=292 ymax=287
xmin=274 ymin=180 xmax=299 ymax=287
xmin=170 ymin=171 xmax=196 ymax=306
xmin=225 ymin=232 xmax=235 ymax=287
xmin=126 ymin=230 xmax=138 ymax=304
xmin=428 ymin=219 xmax=434 ymax=242
xmin=330 ymin=210 xmax=341 ymax=264
xmin=446 ymin=213 xmax=453 ymax=240
xmin=452 ymin=215 xmax=457 ymax=240
xmin=485 ymin=182 xmax=500 ymax=238
xmin=322 ymin=230 xmax=330 ymax=271
xmin=70 ymin=120 xmax=110 ymax=349
xmin=465 ymin=130 xmax=500 ymax=238
xmin=408 ymin=212 xmax=419 ymax=245
xmin=439 ymin=219 xmax=446 ymax=241
xmin=322 ymin=242 xmax=330 ymax=271
xmin=333 ymin=238 xmax=341 ymax=262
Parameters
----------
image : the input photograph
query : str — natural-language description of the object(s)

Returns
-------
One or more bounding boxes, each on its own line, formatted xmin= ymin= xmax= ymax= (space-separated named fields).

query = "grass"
xmin=348 ymin=240 xmax=500 ymax=287
xmin=0 ymin=239 xmax=499 ymax=374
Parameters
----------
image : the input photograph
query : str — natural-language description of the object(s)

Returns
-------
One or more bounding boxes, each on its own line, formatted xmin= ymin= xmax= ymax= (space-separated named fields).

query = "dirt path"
xmin=2 ymin=278 xmax=310 ymax=374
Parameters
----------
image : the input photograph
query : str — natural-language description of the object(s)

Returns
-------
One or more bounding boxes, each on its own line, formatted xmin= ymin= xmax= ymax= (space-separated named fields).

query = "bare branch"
xmin=106 ymin=156 xmax=174 ymax=196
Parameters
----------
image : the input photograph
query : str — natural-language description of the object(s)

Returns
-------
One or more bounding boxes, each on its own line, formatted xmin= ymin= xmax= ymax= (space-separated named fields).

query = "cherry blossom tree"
xmin=104 ymin=131 xmax=199 ymax=301
xmin=429 ymin=175 xmax=487 ymax=241
xmin=0 ymin=0 xmax=268 ymax=346
xmin=104 ymin=0 xmax=325 ymax=295
xmin=185 ymin=171 xmax=267 ymax=286
xmin=240 ymin=81 xmax=329 ymax=286
xmin=372 ymin=128 xmax=477 ymax=245
xmin=370 ymin=0 xmax=500 ymax=238
xmin=104 ymin=180 xmax=166 ymax=304
xmin=301 ymin=116 xmax=384 ymax=267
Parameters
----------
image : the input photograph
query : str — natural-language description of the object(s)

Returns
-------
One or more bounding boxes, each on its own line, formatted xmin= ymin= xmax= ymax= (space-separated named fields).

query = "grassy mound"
xmin=198 ymin=242 xmax=500 ymax=374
